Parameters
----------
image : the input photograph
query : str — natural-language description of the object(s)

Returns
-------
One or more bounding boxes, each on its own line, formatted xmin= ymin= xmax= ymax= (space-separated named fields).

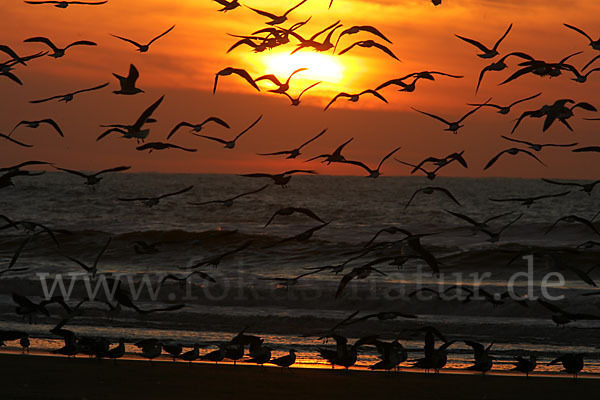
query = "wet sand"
xmin=1 ymin=353 xmax=599 ymax=400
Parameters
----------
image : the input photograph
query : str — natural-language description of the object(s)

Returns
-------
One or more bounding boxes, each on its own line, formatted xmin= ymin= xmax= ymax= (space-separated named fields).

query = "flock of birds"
xmin=1 ymin=0 xmax=600 ymax=378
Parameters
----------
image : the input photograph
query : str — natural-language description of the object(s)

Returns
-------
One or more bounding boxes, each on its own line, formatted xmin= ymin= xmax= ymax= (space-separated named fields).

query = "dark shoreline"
xmin=2 ymin=353 xmax=600 ymax=400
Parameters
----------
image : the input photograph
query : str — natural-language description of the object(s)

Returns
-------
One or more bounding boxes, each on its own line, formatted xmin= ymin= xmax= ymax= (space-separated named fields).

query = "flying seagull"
xmin=97 ymin=96 xmax=164 ymax=142
xmin=118 ymin=186 xmax=194 ymax=208
xmin=343 ymin=146 xmax=401 ymax=178
xmin=246 ymin=0 xmax=307 ymax=26
xmin=111 ymin=25 xmax=175 ymax=53
xmin=188 ymin=185 xmax=268 ymax=207
xmin=11 ymin=119 xmax=64 ymax=137
xmin=30 ymin=83 xmax=109 ymax=103
xmin=257 ymin=128 xmax=327 ymax=159
xmin=55 ymin=166 xmax=131 ymax=187
xmin=196 ymin=115 xmax=262 ymax=149
xmin=167 ymin=117 xmax=229 ymax=139
xmin=412 ymin=100 xmax=489 ymax=134
xmin=214 ymin=67 xmax=260 ymax=94
xmin=23 ymin=37 xmax=96 ymax=58
xmin=455 ymin=24 xmax=513 ymax=58
xmin=325 ymin=90 xmax=387 ymax=111
xmin=24 ymin=1 xmax=108 ymax=8
xmin=112 ymin=64 xmax=143 ymax=95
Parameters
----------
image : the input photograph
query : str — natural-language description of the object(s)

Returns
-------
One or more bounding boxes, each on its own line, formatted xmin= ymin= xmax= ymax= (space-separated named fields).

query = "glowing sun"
xmin=260 ymin=51 xmax=345 ymax=84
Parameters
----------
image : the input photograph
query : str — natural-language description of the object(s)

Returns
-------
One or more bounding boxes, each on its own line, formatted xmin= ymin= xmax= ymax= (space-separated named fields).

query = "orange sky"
xmin=1 ymin=0 xmax=600 ymax=179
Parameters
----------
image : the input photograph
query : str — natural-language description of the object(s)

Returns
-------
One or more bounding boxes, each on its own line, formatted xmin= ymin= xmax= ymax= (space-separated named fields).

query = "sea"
xmin=1 ymin=172 xmax=599 ymax=374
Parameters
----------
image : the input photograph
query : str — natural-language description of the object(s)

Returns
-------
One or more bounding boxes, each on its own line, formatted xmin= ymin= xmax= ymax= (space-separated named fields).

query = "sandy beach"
xmin=1 ymin=353 xmax=599 ymax=400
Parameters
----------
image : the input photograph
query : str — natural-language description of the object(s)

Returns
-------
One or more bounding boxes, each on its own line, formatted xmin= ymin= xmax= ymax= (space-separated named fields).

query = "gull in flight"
xmin=538 ymin=299 xmax=600 ymax=327
xmin=30 ymin=83 xmax=109 ymax=103
xmin=343 ymin=146 xmax=401 ymax=178
xmin=258 ymin=128 xmax=326 ymax=159
xmin=214 ymin=67 xmax=260 ymax=94
xmin=167 ymin=117 xmax=229 ymax=140
xmin=500 ymin=135 xmax=577 ymax=151
xmin=476 ymin=52 xmax=534 ymax=92
xmin=325 ymin=90 xmax=387 ymax=111
xmin=444 ymin=209 xmax=516 ymax=233
xmin=306 ymin=138 xmax=353 ymax=164
xmin=455 ymin=24 xmax=513 ymax=58
xmin=241 ymin=170 xmax=316 ymax=188
xmin=197 ymin=115 xmax=262 ymax=149
xmin=412 ymin=100 xmax=489 ymax=134
xmin=10 ymin=119 xmax=63 ymax=137
xmin=97 ymin=96 xmax=164 ymax=142
xmin=246 ymin=0 xmax=307 ymax=26
xmin=112 ymin=64 xmax=143 ymax=95
xmin=483 ymin=147 xmax=547 ymax=170
xmin=267 ymin=222 xmax=330 ymax=248
xmin=23 ymin=36 xmax=96 ymax=58
xmin=24 ymin=1 xmax=108 ymax=8
xmin=564 ymin=24 xmax=600 ymax=51
xmin=0 ymin=133 xmax=32 ymax=148
xmin=338 ymin=40 xmax=399 ymax=60
xmin=489 ymin=191 xmax=571 ymax=207
xmin=283 ymin=81 xmax=321 ymax=106
xmin=213 ymin=0 xmax=240 ymax=12
xmin=159 ymin=271 xmax=216 ymax=288
xmin=405 ymin=187 xmax=461 ymax=210
xmin=467 ymin=93 xmax=541 ymax=115
xmin=55 ymin=165 xmax=131 ymax=187
xmin=263 ymin=207 xmax=326 ymax=228
xmin=0 ymin=237 xmax=31 ymax=277
xmin=542 ymin=178 xmax=600 ymax=195
xmin=289 ymin=21 xmax=342 ymax=54
xmin=118 ymin=186 xmax=194 ymax=208
xmin=334 ymin=25 xmax=392 ymax=52
xmin=545 ymin=214 xmax=600 ymax=237
xmin=188 ymin=185 xmax=268 ymax=207
xmin=255 ymin=68 xmax=307 ymax=94
xmin=136 ymin=142 xmax=196 ymax=153
xmin=62 ymin=238 xmax=111 ymax=279
xmin=111 ymin=25 xmax=175 ymax=53
xmin=481 ymin=214 xmax=523 ymax=243
xmin=182 ymin=242 xmax=252 ymax=269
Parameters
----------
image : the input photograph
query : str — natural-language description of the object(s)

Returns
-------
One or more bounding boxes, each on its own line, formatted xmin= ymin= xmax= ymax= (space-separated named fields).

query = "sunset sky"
xmin=2 ymin=0 xmax=600 ymax=178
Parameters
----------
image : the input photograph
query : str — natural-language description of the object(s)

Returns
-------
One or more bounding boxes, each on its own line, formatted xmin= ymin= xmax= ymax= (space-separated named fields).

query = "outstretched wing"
xmin=148 ymin=25 xmax=176 ymax=46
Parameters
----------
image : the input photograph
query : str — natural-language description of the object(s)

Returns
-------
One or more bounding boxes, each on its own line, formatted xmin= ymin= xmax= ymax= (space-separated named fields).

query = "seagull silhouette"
xmin=412 ymin=99 xmax=489 ymax=134
xmin=24 ymin=1 xmax=108 ymax=7
xmin=246 ymin=0 xmax=307 ymax=26
xmin=118 ymin=186 xmax=194 ymax=208
xmin=55 ymin=166 xmax=130 ymax=187
xmin=197 ymin=115 xmax=262 ymax=149
xmin=23 ymin=36 xmax=96 ymax=58
xmin=112 ymin=64 xmax=143 ymax=95
xmin=255 ymin=68 xmax=307 ymax=94
xmin=214 ymin=67 xmax=260 ymax=94
xmin=167 ymin=117 xmax=230 ymax=139
xmin=343 ymin=146 xmax=401 ymax=178
xmin=11 ymin=119 xmax=63 ymax=137
xmin=483 ymin=148 xmax=547 ymax=170
xmin=30 ymin=83 xmax=109 ymax=103
xmin=97 ymin=96 xmax=163 ymax=142
xmin=188 ymin=185 xmax=268 ymax=207
xmin=325 ymin=90 xmax=387 ymax=111
xmin=258 ymin=128 xmax=327 ymax=159
xmin=111 ymin=25 xmax=175 ymax=52
xmin=455 ymin=24 xmax=512 ymax=58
